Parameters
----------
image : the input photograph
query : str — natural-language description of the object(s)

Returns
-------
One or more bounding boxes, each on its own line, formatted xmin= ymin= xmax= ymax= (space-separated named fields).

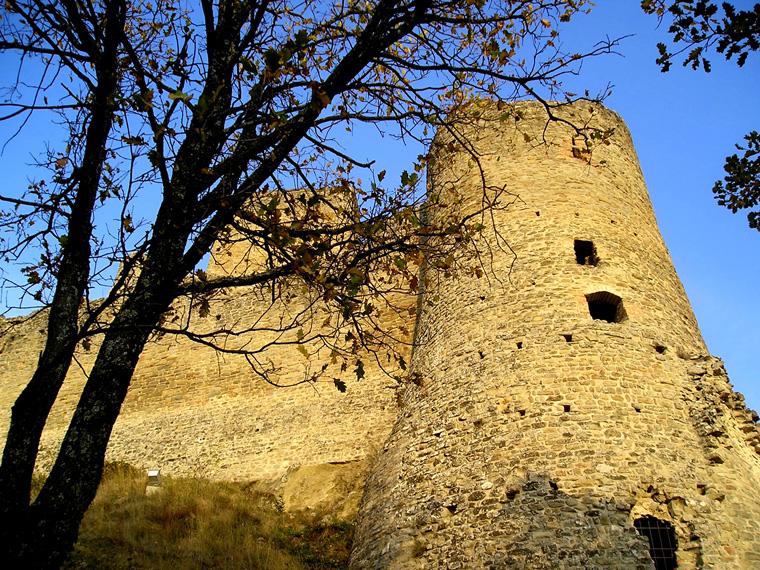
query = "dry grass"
xmin=56 ymin=462 xmax=352 ymax=569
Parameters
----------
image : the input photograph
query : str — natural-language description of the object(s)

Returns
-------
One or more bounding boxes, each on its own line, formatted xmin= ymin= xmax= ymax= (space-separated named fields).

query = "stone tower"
xmin=350 ymin=102 xmax=760 ymax=568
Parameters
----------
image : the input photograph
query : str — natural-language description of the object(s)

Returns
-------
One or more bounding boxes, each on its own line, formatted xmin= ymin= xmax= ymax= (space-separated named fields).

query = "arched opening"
xmin=586 ymin=291 xmax=626 ymax=323
xmin=634 ymin=516 xmax=678 ymax=570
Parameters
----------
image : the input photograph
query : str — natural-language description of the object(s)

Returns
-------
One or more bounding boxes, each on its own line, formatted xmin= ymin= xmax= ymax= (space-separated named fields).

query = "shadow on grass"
xmin=52 ymin=462 xmax=353 ymax=570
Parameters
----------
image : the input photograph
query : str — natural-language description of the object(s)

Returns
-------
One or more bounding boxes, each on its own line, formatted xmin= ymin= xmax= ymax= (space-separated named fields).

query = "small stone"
xmin=481 ymin=481 xmax=494 ymax=490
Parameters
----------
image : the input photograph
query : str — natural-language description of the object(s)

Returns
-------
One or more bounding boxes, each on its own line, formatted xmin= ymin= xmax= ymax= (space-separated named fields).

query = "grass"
xmin=54 ymin=462 xmax=353 ymax=569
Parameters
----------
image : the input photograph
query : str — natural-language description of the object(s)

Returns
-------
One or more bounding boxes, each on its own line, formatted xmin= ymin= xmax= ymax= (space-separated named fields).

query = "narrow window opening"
xmin=516 ymin=341 xmax=523 ymax=349
xmin=563 ymin=404 xmax=571 ymax=413
xmin=586 ymin=291 xmax=627 ymax=323
xmin=574 ymin=239 xmax=598 ymax=266
xmin=563 ymin=334 xmax=573 ymax=343
xmin=634 ymin=516 xmax=678 ymax=570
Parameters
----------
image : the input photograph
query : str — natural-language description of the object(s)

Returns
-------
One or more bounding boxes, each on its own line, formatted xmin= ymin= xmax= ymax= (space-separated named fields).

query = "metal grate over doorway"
xmin=634 ymin=516 xmax=678 ymax=570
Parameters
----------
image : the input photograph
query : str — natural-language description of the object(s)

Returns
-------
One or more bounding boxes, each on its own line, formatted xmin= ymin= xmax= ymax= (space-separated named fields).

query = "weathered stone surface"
xmin=281 ymin=461 xmax=369 ymax=519
xmin=1 ymin=101 xmax=759 ymax=568
xmin=349 ymin=101 xmax=760 ymax=569
xmin=0 ymin=217 xmax=414 ymax=487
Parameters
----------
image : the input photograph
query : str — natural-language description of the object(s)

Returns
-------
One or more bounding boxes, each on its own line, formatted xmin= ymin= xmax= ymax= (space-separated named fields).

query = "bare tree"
xmin=0 ymin=0 xmax=616 ymax=566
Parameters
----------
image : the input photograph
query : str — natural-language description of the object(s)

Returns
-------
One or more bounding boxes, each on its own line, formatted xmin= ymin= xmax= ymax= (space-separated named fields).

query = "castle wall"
xmin=0 ymin=194 xmax=413 ymax=500
xmin=1 ymin=101 xmax=759 ymax=568
xmin=350 ymin=102 xmax=760 ymax=568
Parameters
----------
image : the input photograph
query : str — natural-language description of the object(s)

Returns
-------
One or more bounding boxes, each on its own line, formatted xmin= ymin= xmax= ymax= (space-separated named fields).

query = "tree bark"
xmin=0 ymin=0 xmax=126 ymax=562
xmin=0 ymin=2 xmax=438 ymax=566
xmin=8 ymin=281 xmax=173 ymax=568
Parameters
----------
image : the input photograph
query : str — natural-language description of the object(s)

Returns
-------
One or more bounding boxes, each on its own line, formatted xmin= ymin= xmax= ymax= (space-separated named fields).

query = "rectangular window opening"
xmin=574 ymin=239 xmax=598 ymax=266
xmin=586 ymin=291 xmax=627 ymax=323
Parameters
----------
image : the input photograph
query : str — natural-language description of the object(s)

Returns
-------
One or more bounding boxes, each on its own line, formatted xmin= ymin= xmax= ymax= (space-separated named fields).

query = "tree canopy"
xmin=643 ymin=0 xmax=760 ymax=231
xmin=0 ymin=0 xmax=754 ymax=567
xmin=0 ymin=0 xmax=619 ymax=566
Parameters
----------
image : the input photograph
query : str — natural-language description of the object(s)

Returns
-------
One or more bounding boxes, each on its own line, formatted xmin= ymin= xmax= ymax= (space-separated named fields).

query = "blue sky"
xmin=341 ymin=3 xmax=760 ymax=411
xmin=0 ymin=3 xmax=758 ymax=410
xmin=558 ymin=3 xmax=760 ymax=411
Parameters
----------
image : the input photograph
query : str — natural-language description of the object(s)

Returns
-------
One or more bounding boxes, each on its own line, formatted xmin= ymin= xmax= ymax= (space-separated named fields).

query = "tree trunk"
xmin=2 ymin=271 xmax=178 ymax=568
xmin=1 ymin=133 xmax=211 ymax=566
xmin=0 ymin=3 xmax=412 ymax=564
xmin=0 ymin=0 xmax=125 ymax=536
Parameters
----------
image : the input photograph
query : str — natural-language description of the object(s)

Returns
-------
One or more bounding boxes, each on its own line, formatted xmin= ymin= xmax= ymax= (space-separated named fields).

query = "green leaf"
xmin=295 ymin=29 xmax=309 ymax=47
xmin=240 ymin=56 xmax=257 ymax=73
xmin=264 ymin=48 xmax=281 ymax=71
xmin=168 ymin=90 xmax=192 ymax=102
xmin=121 ymin=135 xmax=146 ymax=145
xmin=400 ymin=170 xmax=419 ymax=187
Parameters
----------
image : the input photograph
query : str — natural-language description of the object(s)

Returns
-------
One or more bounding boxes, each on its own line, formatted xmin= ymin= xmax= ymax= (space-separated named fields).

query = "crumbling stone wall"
xmin=349 ymin=101 xmax=760 ymax=568
xmin=1 ymin=101 xmax=758 ymax=567
xmin=0 ymin=191 xmax=414 ymax=499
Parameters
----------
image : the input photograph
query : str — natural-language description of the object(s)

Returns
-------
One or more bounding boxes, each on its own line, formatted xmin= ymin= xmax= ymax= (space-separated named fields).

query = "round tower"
xmin=350 ymin=101 xmax=760 ymax=568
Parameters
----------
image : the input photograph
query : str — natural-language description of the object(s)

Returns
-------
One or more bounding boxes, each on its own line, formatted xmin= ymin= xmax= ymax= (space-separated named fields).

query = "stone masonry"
xmin=1 ymin=101 xmax=759 ymax=568
xmin=349 ymin=102 xmax=760 ymax=568
xmin=0 ymin=188 xmax=416 ymax=514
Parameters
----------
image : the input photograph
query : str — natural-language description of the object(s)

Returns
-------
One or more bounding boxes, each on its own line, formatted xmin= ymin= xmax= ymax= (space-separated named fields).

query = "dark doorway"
xmin=634 ymin=516 xmax=678 ymax=570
